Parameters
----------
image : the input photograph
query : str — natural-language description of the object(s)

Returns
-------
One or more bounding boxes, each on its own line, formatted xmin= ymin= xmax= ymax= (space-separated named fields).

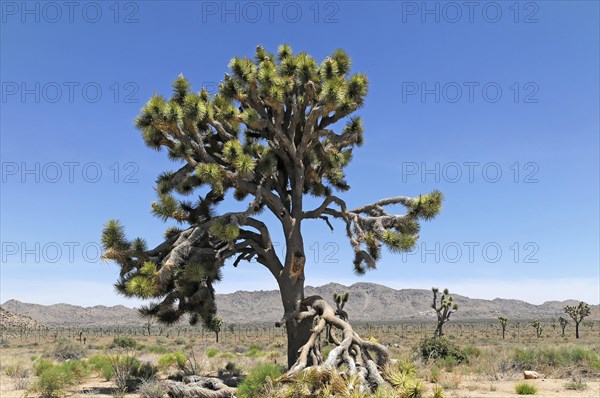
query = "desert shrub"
xmin=237 ymin=363 xmax=284 ymax=398
xmin=515 ymin=382 xmax=537 ymax=395
xmin=428 ymin=366 xmax=441 ymax=383
xmin=29 ymin=366 xmax=74 ymax=397
xmin=5 ymin=362 xmax=30 ymax=389
xmin=147 ymin=345 xmax=169 ymax=354
xmin=104 ymin=351 xmax=143 ymax=392
xmin=220 ymin=352 xmax=236 ymax=359
xmin=245 ymin=345 xmax=265 ymax=357
xmin=28 ymin=359 xmax=89 ymax=398
xmin=206 ymin=348 xmax=219 ymax=358
xmin=60 ymin=360 xmax=90 ymax=382
xmin=51 ymin=338 xmax=86 ymax=360
xmin=137 ymin=379 xmax=168 ymax=398
xmin=109 ymin=337 xmax=138 ymax=349
xmin=512 ymin=346 xmax=599 ymax=372
xmin=33 ymin=358 xmax=55 ymax=376
xmin=462 ymin=345 xmax=481 ymax=359
xmin=414 ymin=337 xmax=466 ymax=363
xmin=87 ymin=354 xmax=114 ymax=380
xmin=158 ymin=352 xmax=187 ymax=371
xmin=131 ymin=361 xmax=159 ymax=381
xmin=441 ymin=355 xmax=457 ymax=372
xmin=564 ymin=379 xmax=587 ymax=391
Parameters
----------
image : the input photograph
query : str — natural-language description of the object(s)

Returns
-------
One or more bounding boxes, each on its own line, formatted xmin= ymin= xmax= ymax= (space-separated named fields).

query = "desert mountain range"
xmin=2 ymin=283 xmax=598 ymax=327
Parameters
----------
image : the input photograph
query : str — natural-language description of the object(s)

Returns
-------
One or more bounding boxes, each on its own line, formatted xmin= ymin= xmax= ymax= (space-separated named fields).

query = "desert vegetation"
xmin=1 ymin=313 xmax=599 ymax=398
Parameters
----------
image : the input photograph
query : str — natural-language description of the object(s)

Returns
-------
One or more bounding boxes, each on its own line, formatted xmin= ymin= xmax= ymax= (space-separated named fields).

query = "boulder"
xmin=523 ymin=370 xmax=543 ymax=379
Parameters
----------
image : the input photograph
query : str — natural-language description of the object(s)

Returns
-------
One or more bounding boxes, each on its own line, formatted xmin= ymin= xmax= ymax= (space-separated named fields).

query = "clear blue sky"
xmin=1 ymin=1 xmax=598 ymax=306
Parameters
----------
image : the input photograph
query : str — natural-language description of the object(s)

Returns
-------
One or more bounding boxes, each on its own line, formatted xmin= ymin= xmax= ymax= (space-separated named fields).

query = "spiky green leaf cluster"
xmin=101 ymin=220 xmax=223 ymax=326
xmin=209 ymin=221 xmax=240 ymax=242
xmin=333 ymin=291 xmax=349 ymax=305
xmin=409 ymin=190 xmax=444 ymax=220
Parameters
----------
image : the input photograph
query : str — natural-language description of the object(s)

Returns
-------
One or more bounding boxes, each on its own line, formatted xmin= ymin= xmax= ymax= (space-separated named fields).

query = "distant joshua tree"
xmin=498 ymin=316 xmax=508 ymax=339
xmin=327 ymin=291 xmax=349 ymax=343
xmin=333 ymin=291 xmax=349 ymax=321
xmin=564 ymin=302 xmax=591 ymax=339
xmin=531 ymin=320 xmax=542 ymax=338
xmin=431 ymin=287 xmax=458 ymax=337
xmin=558 ymin=317 xmax=568 ymax=337
xmin=208 ymin=316 xmax=223 ymax=343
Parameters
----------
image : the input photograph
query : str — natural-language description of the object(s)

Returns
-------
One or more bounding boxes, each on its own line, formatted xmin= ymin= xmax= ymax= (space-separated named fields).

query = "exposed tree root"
xmin=164 ymin=376 xmax=236 ymax=398
xmin=276 ymin=295 xmax=389 ymax=392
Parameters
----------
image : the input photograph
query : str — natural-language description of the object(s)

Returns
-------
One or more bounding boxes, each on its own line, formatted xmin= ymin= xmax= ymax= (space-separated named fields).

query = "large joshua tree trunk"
xmin=278 ymin=223 xmax=313 ymax=368
xmin=279 ymin=273 xmax=313 ymax=368
xmin=279 ymin=296 xmax=389 ymax=392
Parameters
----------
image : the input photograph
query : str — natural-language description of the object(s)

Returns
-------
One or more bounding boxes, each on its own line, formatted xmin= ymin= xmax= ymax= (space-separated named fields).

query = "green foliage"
xmin=110 ymin=337 xmax=138 ymax=349
xmin=462 ymin=345 xmax=482 ymax=359
xmin=431 ymin=384 xmax=445 ymax=398
xmin=237 ymin=363 xmax=284 ymax=398
xmin=29 ymin=359 xmax=90 ymax=398
xmin=409 ymin=190 xmax=444 ymax=220
xmin=245 ymin=345 xmax=265 ymax=357
xmin=511 ymin=346 xmax=600 ymax=371
xmin=386 ymin=366 xmax=425 ymax=398
xmin=209 ymin=221 xmax=240 ymax=242
xmin=515 ymin=382 xmax=537 ymax=395
xmin=414 ymin=337 xmax=467 ymax=363
xmin=146 ymin=345 xmax=169 ymax=354
xmin=101 ymin=219 xmax=128 ymax=250
xmin=33 ymin=358 xmax=55 ymax=376
xmin=87 ymin=354 xmax=114 ymax=381
xmin=158 ymin=352 xmax=187 ymax=370
xmin=29 ymin=366 xmax=73 ymax=397
xmin=206 ymin=348 xmax=219 ymax=358
xmin=429 ymin=366 xmax=441 ymax=383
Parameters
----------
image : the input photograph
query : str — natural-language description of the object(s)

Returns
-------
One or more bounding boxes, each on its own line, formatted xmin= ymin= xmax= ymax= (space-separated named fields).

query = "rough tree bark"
xmin=276 ymin=295 xmax=389 ymax=392
xmin=164 ymin=376 xmax=236 ymax=398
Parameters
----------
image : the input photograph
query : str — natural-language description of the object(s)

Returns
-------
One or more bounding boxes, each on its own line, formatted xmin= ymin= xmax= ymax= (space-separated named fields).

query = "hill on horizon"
xmin=2 ymin=282 xmax=597 ymax=327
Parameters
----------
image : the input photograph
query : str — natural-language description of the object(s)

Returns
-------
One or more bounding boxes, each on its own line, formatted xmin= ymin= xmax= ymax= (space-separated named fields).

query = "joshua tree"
xmin=333 ymin=291 xmax=350 ymax=321
xmin=498 ymin=316 xmax=508 ymax=339
xmin=208 ymin=316 xmax=223 ymax=343
xmin=100 ymin=44 xmax=443 ymax=374
xmin=531 ymin=320 xmax=542 ymax=338
xmin=564 ymin=302 xmax=591 ymax=339
xmin=559 ymin=317 xmax=568 ymax=337
xmin=326 ymin=291 xmax=349 ymax=342
xmin=431 ymin=288 xmax=458 ymax=337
